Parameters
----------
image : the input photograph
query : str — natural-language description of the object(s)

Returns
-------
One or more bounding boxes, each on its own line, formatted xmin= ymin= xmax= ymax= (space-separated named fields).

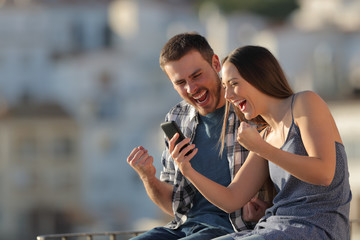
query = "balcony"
xmin=37 ymin=230 xmax=146 ymax=240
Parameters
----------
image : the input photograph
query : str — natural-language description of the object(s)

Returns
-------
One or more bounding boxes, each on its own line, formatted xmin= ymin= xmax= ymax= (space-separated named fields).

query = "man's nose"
xmin=186 ymin=82 xmax=198 ymax=95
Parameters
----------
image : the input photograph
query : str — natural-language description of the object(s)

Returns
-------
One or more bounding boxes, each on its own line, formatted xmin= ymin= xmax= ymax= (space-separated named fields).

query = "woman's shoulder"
xmin=295 ymin=90 xmax=321 ymax=101
xmin=293 ymin=90 xmax=329 ymax=117
xmin=294 ymin=90 xmax=325 ymax=107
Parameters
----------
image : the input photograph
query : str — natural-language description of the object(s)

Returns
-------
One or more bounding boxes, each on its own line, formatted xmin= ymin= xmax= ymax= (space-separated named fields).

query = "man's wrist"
xmin=140 ymin=174 xmax=156 ymax=184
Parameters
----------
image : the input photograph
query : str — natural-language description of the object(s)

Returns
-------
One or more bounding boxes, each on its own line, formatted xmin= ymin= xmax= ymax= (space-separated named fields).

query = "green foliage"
xmin=194 ymin=0 xmax=299 ymax=21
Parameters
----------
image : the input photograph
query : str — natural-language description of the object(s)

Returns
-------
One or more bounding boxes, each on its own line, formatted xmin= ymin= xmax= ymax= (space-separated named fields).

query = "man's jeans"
xmin=129 ymin=221 xmax=233 ymax=240
xmin=213 ymin=233 xmax=265 ymax=240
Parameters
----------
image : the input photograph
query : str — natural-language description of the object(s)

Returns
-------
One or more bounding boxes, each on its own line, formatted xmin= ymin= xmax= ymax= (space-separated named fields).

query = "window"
xmin=52 ymin=137 xmax=74 ymax=159
xmin=15 ymin=136 xmax=38 ymax=162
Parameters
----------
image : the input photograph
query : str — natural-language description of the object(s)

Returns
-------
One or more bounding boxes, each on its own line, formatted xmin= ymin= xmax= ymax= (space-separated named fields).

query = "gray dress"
xmin=229 ymin=95 xmax=352 ymax=240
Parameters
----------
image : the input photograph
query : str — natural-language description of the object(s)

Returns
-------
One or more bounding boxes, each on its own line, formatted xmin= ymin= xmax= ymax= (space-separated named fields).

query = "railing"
xmin=37 ymin=219 xmax=360 ymax=240
xmin=36 ymin=230 xmax=146 ymax=240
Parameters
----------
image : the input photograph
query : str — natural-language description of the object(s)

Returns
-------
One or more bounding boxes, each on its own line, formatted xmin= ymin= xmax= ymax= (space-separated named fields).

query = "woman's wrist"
xmin=181 ymin=163 xmax=193 ymax=177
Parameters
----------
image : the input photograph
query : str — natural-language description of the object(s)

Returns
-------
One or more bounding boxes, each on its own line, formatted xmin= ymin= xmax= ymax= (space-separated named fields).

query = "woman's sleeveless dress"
xmin=234 ymin=94 xmax=352 ymax=239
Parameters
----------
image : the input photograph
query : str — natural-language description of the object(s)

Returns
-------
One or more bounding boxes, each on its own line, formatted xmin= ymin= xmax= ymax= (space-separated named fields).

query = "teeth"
xmin=233 ymin=99 xmax=245 ymax=106
xmin=193 ymin=90 xmax=206 ymax=100
xmin=233 ymin=99 xmax=246 ymax=108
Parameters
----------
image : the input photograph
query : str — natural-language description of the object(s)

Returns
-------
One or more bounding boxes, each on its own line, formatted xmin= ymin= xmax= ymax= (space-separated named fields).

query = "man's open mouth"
xmin=192 ymin=90 xmax=208 ymax=104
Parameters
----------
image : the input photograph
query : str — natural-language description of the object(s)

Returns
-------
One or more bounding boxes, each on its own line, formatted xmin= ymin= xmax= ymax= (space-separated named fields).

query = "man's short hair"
xmin=159 ymin=32 xmax=214 ymax=71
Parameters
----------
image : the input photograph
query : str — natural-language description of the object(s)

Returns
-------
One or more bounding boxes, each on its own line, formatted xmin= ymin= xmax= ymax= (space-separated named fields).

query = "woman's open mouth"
xmin=234 ymin=99 xmax=246 ymax=111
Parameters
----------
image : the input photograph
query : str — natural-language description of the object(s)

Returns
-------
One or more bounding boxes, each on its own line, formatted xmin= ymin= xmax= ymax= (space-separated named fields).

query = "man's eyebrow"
xmin=189 ymin=68 xmax=201 ymax=78
xmin=173 ymin=68 xmax=202 ymax=84
xmin=173 ymin=78 xmax=185 ymax=84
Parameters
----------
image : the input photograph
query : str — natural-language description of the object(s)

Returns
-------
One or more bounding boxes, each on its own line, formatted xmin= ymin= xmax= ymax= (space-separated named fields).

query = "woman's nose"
xmin=224 ymin=88 xmax=233 ymax=100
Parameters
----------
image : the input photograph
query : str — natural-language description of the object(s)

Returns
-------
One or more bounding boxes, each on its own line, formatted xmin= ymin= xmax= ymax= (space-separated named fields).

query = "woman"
xmin=169 ymin=46 xmax=352 ymax=239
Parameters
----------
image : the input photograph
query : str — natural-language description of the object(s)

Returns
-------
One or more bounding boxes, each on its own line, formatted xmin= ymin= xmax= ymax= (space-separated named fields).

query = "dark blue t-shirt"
xmin=186 ymin=106 xmax=233 ymax=231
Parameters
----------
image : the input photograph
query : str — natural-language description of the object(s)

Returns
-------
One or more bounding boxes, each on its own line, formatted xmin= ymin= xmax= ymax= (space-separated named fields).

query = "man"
xmin=127 ymin=32 xmax=269 ymax=240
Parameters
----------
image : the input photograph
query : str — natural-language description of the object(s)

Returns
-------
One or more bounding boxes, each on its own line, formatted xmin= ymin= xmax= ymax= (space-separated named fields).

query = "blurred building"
xmin=0 ymin=0 xmax=111 ymax=105
xmin=208 ymin=0 xmax=360 ymax=100
xmin=0 ymin=0 xmax=185 ymax=238
xmin=0 ymin=97 xmax=83 ymax=240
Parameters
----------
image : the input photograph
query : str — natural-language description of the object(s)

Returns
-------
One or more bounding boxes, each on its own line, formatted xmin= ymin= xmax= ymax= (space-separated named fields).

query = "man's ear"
xmin=212 ymin=54 xmax=221 ymax=72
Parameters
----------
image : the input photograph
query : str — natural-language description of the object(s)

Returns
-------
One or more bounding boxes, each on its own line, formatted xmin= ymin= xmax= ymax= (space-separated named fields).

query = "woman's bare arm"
xmin=169 ymin=134 xmax=269 ymax=214
xmin=239 ymin=91 xmax=337 ymax=186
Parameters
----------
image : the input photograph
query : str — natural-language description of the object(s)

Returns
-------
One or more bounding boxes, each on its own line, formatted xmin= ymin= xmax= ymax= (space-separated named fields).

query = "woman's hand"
xmin=168 ymin=133 xmax=197 ymax=175
xmin=237 ymin=121 xmax=264 ymax=153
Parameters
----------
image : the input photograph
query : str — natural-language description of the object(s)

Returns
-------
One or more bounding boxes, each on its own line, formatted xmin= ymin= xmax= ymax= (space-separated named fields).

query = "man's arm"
xmin=141 ymin=175 xmax=174 ymax=216
xmin=127 ymin=146 xmax=174 ymax=216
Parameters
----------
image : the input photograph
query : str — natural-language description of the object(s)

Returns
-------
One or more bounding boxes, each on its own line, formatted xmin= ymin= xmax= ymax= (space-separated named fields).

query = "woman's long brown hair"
xmin=219 ymin=46 xmax=294 ymax=155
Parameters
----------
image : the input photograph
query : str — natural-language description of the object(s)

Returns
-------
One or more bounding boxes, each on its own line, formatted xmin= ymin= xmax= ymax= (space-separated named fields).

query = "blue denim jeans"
xmin=213 ymin=233 xmax=265 ymax=240
xmin=129 ymin=222 xmax=233 ymax=240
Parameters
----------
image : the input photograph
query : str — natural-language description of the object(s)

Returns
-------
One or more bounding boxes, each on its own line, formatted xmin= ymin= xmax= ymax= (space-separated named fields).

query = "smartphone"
xmin=160 ymin=121 xmax=193 ymax=156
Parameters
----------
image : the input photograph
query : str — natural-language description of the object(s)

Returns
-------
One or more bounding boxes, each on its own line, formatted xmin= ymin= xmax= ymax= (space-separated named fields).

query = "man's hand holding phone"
xmin=161 ymin=121 xmax=195 ymax=156
xmin=161 ymin=121 xmax=197 ymax=174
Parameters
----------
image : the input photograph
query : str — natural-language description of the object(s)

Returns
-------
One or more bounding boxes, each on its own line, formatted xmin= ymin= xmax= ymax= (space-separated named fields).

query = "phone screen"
xmin=160 ymin=121 xmax=193 ymax=156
